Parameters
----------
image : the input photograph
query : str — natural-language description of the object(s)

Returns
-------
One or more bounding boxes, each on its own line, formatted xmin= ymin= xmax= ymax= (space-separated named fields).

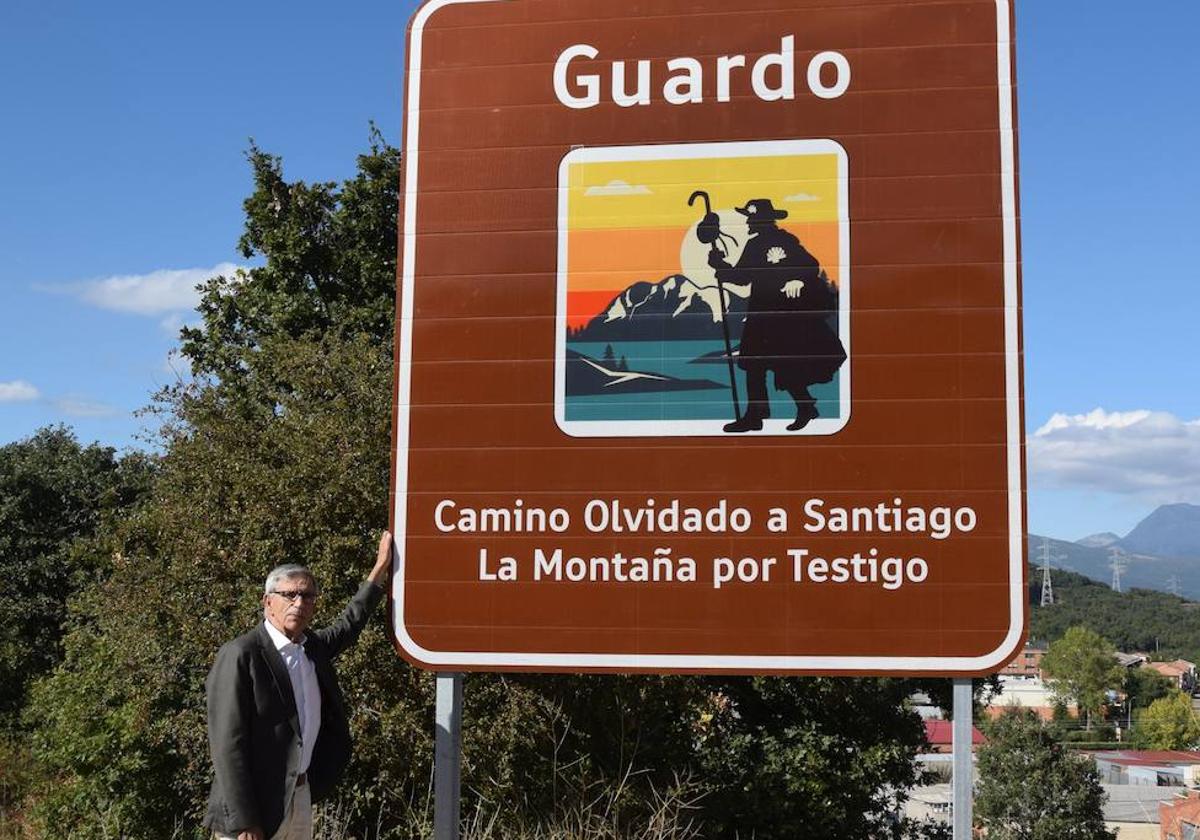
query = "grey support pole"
xmin=434 ymin=672 xmax=463 ymax=840
xmin=951 ymin=678 xmax=973 ymax=840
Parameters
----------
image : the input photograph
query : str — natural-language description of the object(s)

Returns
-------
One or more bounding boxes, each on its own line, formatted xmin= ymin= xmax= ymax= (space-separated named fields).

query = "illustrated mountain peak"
xmin=572 ymin=273 xmax=748 ymax=343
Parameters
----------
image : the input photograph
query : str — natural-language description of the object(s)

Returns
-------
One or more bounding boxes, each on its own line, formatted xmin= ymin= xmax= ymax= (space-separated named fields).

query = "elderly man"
xmin=204 ymin=531 xmax=393 ymax=840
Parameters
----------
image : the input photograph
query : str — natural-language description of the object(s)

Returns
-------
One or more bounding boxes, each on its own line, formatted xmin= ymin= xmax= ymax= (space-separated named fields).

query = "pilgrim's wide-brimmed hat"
xmin=735 ymin=199 xmax=788 ymax=221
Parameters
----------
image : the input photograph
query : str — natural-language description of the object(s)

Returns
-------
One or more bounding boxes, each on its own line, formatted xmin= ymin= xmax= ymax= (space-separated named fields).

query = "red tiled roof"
xmin=924 ymin=720 xmax=986 ymax=746
xmin=1144 ymin=660 xmax=1195 ymax=677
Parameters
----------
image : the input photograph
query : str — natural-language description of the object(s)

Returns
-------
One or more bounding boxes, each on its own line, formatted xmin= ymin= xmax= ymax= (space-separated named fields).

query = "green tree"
xmin=975 ymin=709 xmax=1114 ymax=840
xmin=694 ymin=676 xmax=928 ymax=839
xmin=0 ymin=426 xmax=152 ymax=725
xmin=181 ymin=132 xmax=399 ymax=386
xmin=1040 ymin=626 xmax=1125 ymax=730
xmin=1132 ymin=691 xmax=1200 ymax=749
xmin=1125 ymin=665 xmax=1174 ymax=710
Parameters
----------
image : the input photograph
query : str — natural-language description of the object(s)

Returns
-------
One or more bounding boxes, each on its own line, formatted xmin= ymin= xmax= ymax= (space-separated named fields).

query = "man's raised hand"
xmin=368 ymin=530 xmax=394 ymax=586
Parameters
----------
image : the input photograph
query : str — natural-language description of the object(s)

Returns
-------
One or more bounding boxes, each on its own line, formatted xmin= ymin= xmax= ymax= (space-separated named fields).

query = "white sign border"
xmin=552 ymin=138 xmax=851 ymax=438
xmin=393 ymin=0 xmax=1024 ymax=673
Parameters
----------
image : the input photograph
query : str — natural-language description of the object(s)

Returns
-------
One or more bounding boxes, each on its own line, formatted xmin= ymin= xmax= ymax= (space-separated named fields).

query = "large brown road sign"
xmin=390 ymin=0 xmax=1025 ymax=675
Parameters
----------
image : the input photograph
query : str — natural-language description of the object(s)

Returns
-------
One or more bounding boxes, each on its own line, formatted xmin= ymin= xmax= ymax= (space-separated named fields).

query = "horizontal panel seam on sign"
xmin=400 ymin=357 xmax=1015 ymax=367
xmin=419 ymin=0 xmax=998 ymax=35
xmin=406 ymin=222 xmax=1005 ymax=237
xmin=398 ymin=366 xmax=1015 ymax=377
xmin=408 ymin=215 xmax=1006 ymax=229
xmin=410 ymin=84 xmax=1006 ymax=118
xmin=404 ymin=214 xmax=1010 ymax=226
xmin=394 ymin=260 xmax=1015 ymax=278
xmin=406 ymin=173 xmax=1005 ymax=196
xmin=409 ymin=221 xmax=1003 ymax=236
xmin=403 ymin=442 xmax=1019 ymax=455
xmin=406 ymin=224 xmax=1012 ymax=241
xmin=398 ymin=391 xmax=1017 ymax=400
xmin=400 ymin=404 xmax=1015 ymax=413
xmin=407 ymin=489 xmax=1012 ymax=496
xmin=402 ymin=315 xmax=1016 ymax=327
xmin=411 ymin=126 xmax=1008 ymax=146
xmin=400 ymin=355 xmax=1016 ymax=365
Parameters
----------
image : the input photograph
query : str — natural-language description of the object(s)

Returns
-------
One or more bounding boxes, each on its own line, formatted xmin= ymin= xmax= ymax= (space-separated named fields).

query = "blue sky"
xmin=1 ymin=2 xmax=1197 ymax=541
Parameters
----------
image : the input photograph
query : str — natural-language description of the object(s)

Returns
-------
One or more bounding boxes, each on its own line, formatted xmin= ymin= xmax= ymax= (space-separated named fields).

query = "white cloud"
xmin=585 ymin=180 xmax=652 ymax=197
xmin=50 ymin=262 xmax=244 ymax=316
xmin=785 ymin=192 xmax=821 ymax=202
xmin=0 ymin=380 xmax=40 ymax=402
xmin=49 ymin=397 xmax=121 ymax=418
xmin=1029 ymin=408 xmax=1200 ymax=501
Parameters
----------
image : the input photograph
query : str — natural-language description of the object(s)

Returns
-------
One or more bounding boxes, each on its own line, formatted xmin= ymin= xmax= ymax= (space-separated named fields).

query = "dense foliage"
xmin=1124 ymin=666 xmax=1174 ymax=711
xmin=1131 ymin=691 xmax=1200 ymax=750
xmin=0 ymin=427 xmax=152 ymax=726
xmin=9 ymin=137 xmax=937 ymax=839
xmin=975 ymin=710 xmax=1114 ymax=840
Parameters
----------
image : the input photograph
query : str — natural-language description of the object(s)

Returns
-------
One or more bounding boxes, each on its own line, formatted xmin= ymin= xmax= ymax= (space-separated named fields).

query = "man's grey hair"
xmin=263 ymin=564 xmax=321 ymax=596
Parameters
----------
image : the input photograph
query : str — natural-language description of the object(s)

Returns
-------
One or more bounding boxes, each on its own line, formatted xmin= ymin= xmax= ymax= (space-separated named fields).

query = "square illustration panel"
xmin=554 ymin=139 xmax=850 ymax=437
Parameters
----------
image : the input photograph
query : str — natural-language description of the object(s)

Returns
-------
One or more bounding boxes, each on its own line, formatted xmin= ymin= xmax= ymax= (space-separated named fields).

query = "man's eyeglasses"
xmin=271 ymin=589 xmax=319 ymax=604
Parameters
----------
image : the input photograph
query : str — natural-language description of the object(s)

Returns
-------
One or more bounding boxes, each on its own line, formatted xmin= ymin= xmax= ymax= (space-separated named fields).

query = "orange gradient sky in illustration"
xmin=563 ymin=152 xmax=843 ymax=330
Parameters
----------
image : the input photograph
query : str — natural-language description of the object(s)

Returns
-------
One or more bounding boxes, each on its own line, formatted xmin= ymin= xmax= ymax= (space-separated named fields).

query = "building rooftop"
xmin=924 ymin=720 xmax=986 ymax=746
xmin=1094 ymin=750 xmax=1200 ymax=766
xmin=1101 ymin=784 xmax=1181 ymax=823
xmin=1144 ymin=659 xmax=1196 ymax=677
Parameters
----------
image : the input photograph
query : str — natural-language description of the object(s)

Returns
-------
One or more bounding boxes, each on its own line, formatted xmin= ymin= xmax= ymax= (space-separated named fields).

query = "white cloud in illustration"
xmin=0 ymin=380 xmax=40 ymax=402
xmin=585 ymin=180 xmax=652 ymax=197
xmin=46 ymin=262 xmax=244 ymax=316
xmin=1029 ymin=408 xmax=1200 ymax=501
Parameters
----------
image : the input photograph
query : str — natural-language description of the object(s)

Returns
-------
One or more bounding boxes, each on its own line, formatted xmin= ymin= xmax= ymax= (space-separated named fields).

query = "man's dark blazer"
xmin=203 ymin=581 xmax=384 ymax=838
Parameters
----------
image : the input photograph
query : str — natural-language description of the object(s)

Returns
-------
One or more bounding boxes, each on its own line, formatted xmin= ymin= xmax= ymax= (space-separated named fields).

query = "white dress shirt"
xmin=264 ymin=620 xmax=322 ymax=774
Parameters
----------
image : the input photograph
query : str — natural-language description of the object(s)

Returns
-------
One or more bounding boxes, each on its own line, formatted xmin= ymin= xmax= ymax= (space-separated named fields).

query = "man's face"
xmin=263 ymin=574 xmax=318 ymax=640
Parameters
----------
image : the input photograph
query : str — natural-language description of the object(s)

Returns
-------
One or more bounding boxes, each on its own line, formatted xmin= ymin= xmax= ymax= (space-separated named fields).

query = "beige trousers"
xmin=214 ymin=781 xmax=313 ymax=840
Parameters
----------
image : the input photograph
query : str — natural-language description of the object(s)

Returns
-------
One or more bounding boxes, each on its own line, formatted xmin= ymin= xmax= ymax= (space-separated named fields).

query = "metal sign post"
xmin=434 ymin=673 xmax=463 ymax=840
xmin=952 ymin=678 xmax=974 ymax=840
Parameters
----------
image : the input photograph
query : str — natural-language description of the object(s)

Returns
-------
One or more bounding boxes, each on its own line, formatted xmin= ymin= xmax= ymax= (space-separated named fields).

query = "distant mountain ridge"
xmin=1076 ymin=532 xmax=1120 ymax=548
xmin=1032 ymin=503 xmax=1200 ymax=600
xmin=1120 ymin=503 xmax=1200 ymax=559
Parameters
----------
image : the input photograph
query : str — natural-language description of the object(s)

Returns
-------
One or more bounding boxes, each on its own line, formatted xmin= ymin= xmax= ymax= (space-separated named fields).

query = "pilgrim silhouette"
xmin=707 ymin=198 xmax=847 ymax=432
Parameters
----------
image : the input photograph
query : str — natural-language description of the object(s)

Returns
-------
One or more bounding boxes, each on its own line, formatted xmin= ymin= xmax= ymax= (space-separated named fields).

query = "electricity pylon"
xmin=1109 ymin=547 xmax=1127 ymax=593
xmin=1038 ymin=538 xmax=1061 ymax=607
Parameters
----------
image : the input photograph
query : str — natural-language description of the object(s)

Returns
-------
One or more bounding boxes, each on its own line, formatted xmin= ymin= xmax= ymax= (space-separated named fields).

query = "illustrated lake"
xmin=565 ymin=339 xmax=842 ymax=423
